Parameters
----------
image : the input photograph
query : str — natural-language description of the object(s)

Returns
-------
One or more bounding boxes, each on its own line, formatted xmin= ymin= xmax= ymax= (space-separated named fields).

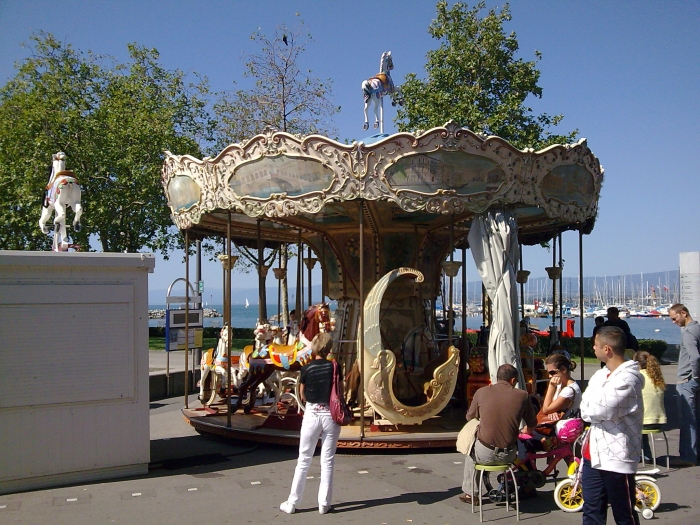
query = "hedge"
xmin=462 ymin=331 xmax=667 ymax=361
xmin=149 ymin=326 xmax=255 ymax=339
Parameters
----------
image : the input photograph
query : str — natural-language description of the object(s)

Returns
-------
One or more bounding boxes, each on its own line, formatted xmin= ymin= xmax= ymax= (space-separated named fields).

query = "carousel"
xmin=162 ymin=59 xmax=603 ymax=449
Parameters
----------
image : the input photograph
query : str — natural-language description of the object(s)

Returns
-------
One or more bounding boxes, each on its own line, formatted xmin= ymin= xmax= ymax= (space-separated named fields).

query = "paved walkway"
xmin=2 ymin=365 xmax=699 ymax=524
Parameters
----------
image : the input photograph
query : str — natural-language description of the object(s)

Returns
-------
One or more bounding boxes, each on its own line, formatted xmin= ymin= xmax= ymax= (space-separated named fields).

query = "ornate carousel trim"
xmin=162 ymin=122 xmax=603 ymax=231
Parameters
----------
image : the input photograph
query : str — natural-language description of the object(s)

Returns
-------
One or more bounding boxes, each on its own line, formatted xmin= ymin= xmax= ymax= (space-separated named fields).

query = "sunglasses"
xmin=548 ymin=370 xmax=559 ymax=376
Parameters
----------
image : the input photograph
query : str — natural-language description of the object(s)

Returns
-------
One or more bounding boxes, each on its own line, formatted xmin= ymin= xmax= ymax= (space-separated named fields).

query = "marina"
xmin=148 ymin=303 xmax=681 ymax=344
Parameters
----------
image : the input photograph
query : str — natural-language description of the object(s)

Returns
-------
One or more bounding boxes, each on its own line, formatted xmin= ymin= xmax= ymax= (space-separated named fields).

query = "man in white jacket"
xmin=580 ymin=326 xmax=644 ymax=525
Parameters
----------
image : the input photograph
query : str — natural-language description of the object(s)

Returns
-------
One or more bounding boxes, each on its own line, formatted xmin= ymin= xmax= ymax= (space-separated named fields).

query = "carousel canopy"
xmin=162 ymin=122 xmax=603 ymax=300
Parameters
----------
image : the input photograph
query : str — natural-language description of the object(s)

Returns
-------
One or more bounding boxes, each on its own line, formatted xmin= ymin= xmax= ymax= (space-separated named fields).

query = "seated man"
xmin=460 ymin=364 xmax=537 ymax=505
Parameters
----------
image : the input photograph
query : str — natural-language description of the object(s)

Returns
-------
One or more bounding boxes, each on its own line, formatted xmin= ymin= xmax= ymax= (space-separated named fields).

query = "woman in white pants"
xmin=280 ymin=332 xmax=341 ymax=515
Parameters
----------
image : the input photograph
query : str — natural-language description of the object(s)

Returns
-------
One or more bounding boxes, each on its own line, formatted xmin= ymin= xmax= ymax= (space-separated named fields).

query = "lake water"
xmin=148 ymin=305 xmax=680 ymax=344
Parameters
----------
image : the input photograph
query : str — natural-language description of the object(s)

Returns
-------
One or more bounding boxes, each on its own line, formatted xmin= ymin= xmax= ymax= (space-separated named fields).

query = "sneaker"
xmin=319 ymin=505 xmax=331 ymax=514
xmin=280 ymin=501 xmax=296 ymax=514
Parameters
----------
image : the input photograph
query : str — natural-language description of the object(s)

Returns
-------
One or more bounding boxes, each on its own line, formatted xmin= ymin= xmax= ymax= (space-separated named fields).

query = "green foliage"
xmin=638 ymin=339 xmax=668 ymax=362
xmin=148 ymin=326 xmax=255 ymax=340
xmin=0 ymin=33 xmax=211 ymax=252
xmin=463 ymin=332 xmax=668 ymax=362
xmin=396 ymin=1 xmax=577 ymax=149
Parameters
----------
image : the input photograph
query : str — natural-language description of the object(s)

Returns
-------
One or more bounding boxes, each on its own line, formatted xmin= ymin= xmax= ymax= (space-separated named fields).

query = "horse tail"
xmin=361 ymin=80 xmax=372 ymax=102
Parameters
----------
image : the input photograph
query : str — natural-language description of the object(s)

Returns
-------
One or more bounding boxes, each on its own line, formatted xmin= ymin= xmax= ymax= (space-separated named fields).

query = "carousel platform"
xmin=182 ymin=399 xmax=466 ymax=449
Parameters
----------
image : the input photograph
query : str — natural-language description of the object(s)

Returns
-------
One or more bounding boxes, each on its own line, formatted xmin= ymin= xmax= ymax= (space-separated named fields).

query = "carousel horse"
xmin=200 ymin=323 xmax=275 ymax=406
xmin=39 ymin=151 xmax=83 ymax=252
xmin=232 ymin=303 xmax=333 ymax=414
xmin=199 ymin=325 xmax=233 ymax=406
xmin=361 ymin=51 xmax=404 ymax=131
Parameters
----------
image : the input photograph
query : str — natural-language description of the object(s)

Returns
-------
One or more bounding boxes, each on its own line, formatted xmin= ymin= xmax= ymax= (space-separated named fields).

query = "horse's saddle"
xmin=250 ymin=341 xmax=313 ymax=370
xmin=371 ymin=73 xmax=393 ymax=92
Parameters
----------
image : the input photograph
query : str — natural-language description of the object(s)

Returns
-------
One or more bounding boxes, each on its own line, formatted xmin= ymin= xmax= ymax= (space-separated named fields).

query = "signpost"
xmin=165 ymin=278 xmax=203 ymax=396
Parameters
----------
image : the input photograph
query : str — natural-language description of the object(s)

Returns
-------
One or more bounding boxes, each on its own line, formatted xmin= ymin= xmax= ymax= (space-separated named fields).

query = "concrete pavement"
xmin=2 ymin=364 xmax=699 ymax=524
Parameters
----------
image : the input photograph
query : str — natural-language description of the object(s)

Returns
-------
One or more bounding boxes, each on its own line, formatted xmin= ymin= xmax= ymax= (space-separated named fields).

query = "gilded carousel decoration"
xmin=163 ymin=118 xmax=602 ymax=441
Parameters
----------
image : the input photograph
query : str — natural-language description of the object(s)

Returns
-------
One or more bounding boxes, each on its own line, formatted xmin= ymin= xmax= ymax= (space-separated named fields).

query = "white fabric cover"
xmin=468 ymin=209 xmax=525 ymax=387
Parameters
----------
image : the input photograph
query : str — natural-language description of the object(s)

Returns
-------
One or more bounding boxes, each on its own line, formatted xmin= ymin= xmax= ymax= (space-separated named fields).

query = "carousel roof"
xmin=162 ymin=121 xmax=603 ymax=248
xmin=162 ymin=122 xmax=602 ymax=300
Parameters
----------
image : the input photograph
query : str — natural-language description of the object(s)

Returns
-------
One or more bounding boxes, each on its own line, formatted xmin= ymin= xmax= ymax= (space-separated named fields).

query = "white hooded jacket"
xmin=581 ymin=359 xmax=644 ymax=474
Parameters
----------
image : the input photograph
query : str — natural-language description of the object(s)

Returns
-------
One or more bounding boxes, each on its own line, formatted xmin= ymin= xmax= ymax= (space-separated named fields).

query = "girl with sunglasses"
xmin=541 ymin=352 xmax=581 ymax=419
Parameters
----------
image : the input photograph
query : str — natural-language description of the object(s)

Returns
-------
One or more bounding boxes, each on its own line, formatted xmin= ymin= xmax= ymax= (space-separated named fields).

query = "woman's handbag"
xmin=535 ymin=410 xmax=564 ymax=436
xmin=330 ymin=361 xmax=352 ymax=426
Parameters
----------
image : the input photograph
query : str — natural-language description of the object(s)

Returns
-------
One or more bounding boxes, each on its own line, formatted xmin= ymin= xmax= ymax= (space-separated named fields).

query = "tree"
xmin=0 ymin=33 xmax=211 ymax=253
xmin=211 ymin=19 xmax=339 ymax=322
xmin=396 ymin=1 xmax=577 ymax=149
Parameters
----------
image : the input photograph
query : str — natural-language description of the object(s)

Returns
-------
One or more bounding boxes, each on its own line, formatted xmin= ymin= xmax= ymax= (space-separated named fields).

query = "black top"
xmin=603 ymin=318 xmax=639 ymax=350
xmin=300 ymin=359 xmax=335 ymax=404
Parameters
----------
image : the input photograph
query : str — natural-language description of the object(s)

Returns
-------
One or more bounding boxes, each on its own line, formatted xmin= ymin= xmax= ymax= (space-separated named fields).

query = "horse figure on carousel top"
xmin=361 ymin=51 xmax=404 ymax=133
xmin=39 ymin=151 xmax=83 ymax=252
xmin=233 ymin=303 xmax=333 ymax=414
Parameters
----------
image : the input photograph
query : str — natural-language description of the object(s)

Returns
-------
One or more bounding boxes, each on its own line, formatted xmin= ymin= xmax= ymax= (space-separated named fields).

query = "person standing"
xmin=592 ymin=315 xmax=605 ymax=340
xmin=604 ymin=307 xmax=639 ymax=351
xmin=633 ymin=351 xmax=667 ymax=461
xmin=459 ymin=364 xmax=537 ymax=505
xmin=581 ymin=326 xmax=644 ymax=525
xmin=280 ymin=333 xmax=341 ymax=515
xmin=669 ymin=303 xmax=700 ymax=467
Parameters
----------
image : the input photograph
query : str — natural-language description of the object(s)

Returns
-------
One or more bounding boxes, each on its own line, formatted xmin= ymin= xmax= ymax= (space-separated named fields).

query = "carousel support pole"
xmin=307 ymin=245 xmax=313 ymax=307
xmin=461 ymin=245 xmax=468 ymax=409
xmin=224 ymin=210 xmax=232 ymax=428
xmin=277 ymin=249 xmax=282 ymax=326
xmin=359 ymin=201 xmax=365 ymax=441
xmin=321 ymin=236 xmax=326 ymax=301
xmin=519 ymin=244 xmax=525 ymax=319
xmin=226 ymin=211 xmax=233 ymax=428
xmin=552 ymin=234 xmax=557 ymax=333
xmin=579 ymin=229 xmax=585 ymax=381
xmin=194 ymin=240 xmax=202 ymax=382
xmin=448 ymin=215 xmax=455 ymax=345
xmin=184 ymin=230 xmax=190 ymax=409
xmin=559 ymin=233 xmax=564 ymax=334
xmin=296 ymin=230 xmax=302 ymax=318
xmin=379 ymin=97 xmax=384 ymax=135
xmin=257 ymin=219 xmax=266 ymax=322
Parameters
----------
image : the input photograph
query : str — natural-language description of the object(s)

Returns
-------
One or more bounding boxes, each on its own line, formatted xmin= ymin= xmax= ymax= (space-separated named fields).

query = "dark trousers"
xmin=582 ymin=459 xmax=640 ymax=525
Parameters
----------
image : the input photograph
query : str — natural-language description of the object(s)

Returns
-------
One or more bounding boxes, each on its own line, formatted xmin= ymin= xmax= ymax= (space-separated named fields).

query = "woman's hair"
xmin=545 ymin=352 xmax=577 ymax=372
xmin=312 ymin=332 xmax=334 ymax=359
xmin=634 ymin=351 xmax=666 ymax=391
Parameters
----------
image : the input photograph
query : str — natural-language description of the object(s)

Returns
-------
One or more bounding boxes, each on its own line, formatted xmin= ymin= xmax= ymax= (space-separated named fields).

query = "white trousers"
xmin=286 ymin=407 xmax=341 ymax=507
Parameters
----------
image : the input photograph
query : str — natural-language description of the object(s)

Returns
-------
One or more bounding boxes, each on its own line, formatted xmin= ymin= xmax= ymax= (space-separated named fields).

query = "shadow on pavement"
xmin=331 ymin=487 xmax=463 ymax=512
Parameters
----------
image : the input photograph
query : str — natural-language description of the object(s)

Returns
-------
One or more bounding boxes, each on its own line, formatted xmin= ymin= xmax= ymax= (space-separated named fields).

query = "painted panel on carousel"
xmin=384 ymin=151 xmax=506 ymax=195
xmin=541 ymin=164 xmax=596 ymax=206
xmin=167 ymin=174 xmax=201 ymax=211
xmin=230 ymin=155 xmax=335 ymax=198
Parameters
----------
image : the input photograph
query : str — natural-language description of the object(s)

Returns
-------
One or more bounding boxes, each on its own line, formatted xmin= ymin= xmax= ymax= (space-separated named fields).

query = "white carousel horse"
xmin=361 ymin=51 xmax=404 ymax=132
xmin=39 ymin=151 xmax=83 ymax=252
xmin=200 ymin=323 xmax=276 ymax=406
xmin=199 ymin=325 xmax=234 ymax=406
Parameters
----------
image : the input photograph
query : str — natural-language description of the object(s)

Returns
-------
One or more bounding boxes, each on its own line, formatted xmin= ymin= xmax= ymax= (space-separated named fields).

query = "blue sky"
xmin=1 ymin=1 xmax=698 ymax=300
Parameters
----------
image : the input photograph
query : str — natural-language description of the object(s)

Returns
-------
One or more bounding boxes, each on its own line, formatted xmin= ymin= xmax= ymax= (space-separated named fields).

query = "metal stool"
xmin=641 ymin=428 xmax=670 ymax=471
xmin=472 ymin=463 xmax=519 ymax=522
